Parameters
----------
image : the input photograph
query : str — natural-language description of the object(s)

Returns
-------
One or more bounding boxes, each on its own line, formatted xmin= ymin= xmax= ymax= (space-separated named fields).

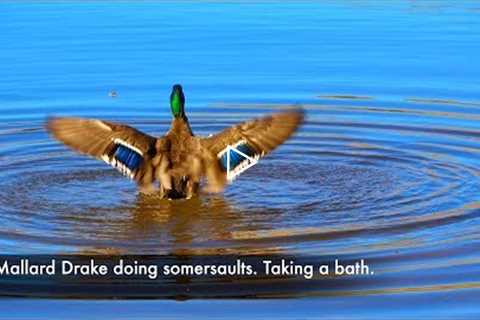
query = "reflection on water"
xmin=127 ymin=194 xmax=251 ymax=255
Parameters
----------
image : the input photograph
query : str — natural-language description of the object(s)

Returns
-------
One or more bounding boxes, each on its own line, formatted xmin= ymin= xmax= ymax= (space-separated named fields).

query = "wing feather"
xmin=46 ymin=117 xmax=158 ymax=181
xmin=200 ymin=108 xmax=304 ymax=183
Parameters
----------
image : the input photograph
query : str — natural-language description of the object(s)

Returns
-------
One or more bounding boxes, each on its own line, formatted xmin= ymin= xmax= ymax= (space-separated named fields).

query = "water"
xmin=1 ymin=0 xmax=480 ymax=318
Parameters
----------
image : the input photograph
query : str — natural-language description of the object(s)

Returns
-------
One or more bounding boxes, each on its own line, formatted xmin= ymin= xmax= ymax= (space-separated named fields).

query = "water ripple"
xmin=0 ymin=100 xmax=480 ymax=297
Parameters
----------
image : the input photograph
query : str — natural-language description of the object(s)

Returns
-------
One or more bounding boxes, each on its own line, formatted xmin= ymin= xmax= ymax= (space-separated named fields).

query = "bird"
xmin=46 ymin=84 xmax=304 ymax=199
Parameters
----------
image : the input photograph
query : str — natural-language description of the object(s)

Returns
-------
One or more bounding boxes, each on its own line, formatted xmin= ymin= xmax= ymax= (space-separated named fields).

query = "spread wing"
xmin=200 ymin=108 xmax=304 ymax=187
xmin=46 ymin=117 xmax=159 ymax=181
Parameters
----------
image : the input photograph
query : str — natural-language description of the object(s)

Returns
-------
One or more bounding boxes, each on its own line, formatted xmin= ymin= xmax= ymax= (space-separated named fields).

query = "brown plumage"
xmin=46 ymin=84 xmax=304 ymax=199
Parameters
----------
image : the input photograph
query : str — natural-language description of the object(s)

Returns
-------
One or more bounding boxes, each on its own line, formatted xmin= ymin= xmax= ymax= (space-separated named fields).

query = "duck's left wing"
xmin=46 ymin=117 xmax=158 ymax=180
xmin=199 ymin=108 xmax=304 ymax=189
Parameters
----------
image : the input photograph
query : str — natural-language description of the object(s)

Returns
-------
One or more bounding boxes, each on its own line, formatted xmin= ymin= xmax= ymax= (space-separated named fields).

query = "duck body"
xmin=158 ymin=117 xmax=200 ymax=199
xmin=46 ymin=84 xmax=304 ymax=199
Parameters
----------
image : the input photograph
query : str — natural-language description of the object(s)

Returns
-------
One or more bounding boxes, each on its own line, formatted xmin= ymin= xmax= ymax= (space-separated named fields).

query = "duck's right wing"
xmin=199 ymin=108 xmax=304 ymax=191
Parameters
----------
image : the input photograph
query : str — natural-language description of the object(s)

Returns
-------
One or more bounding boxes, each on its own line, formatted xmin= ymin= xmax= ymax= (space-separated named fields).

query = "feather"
xmin=46 ymin=117 xmax=157 ymax=182
xmin=200 ymin=108 xmax=303 ymax=181
xmin=217 ymin=140 xmax=260 ymax=180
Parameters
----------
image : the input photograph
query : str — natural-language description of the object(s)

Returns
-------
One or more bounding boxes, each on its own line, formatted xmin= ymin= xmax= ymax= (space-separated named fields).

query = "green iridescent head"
xmin=170 ymin=84 xmax=185 ymax=118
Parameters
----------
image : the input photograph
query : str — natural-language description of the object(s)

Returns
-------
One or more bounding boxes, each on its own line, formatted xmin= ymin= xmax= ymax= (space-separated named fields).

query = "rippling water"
xmin=1 ymin=0 xmax=480 ymax=318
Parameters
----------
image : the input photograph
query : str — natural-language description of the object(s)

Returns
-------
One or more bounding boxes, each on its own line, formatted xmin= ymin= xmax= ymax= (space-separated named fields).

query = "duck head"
xmin=170 ymin=84 xmax=185 ymax=118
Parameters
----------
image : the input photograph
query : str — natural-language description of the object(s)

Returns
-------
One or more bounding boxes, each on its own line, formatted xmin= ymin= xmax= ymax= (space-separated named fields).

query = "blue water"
xmin=1 ymin=1 xmax=480 ymax=318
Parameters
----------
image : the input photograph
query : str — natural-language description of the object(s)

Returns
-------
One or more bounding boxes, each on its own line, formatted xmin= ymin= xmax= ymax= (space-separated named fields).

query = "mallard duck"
xmin=46 ymin=84 xmax=304 ymax=199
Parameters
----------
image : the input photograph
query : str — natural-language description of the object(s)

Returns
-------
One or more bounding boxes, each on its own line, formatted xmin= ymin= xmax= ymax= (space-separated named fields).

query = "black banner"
xmin=0 ymin=255 xmax=378 ymax=299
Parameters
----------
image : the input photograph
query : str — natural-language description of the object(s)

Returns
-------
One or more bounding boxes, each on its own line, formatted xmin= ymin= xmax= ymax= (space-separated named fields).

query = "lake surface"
xmin=1 ymin=0 xmax=480 ymax=318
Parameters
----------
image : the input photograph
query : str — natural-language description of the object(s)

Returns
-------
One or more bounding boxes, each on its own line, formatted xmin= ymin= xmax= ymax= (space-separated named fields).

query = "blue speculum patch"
xmin=219 ymin=143 xmax=257 ymax=171
xmin=113 ymin=144 xmax=143 ymax=170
